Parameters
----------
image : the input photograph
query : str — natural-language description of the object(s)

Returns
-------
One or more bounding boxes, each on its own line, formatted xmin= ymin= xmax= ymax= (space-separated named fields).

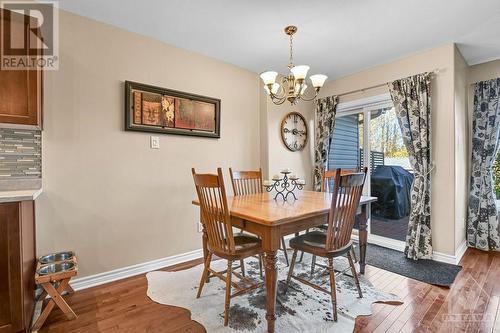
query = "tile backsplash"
xmin=0 ymin=128 xmax=41 ymax=179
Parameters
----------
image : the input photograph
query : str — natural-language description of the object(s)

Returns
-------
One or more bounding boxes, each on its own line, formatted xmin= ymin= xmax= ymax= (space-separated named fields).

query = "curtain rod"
xmin=333 ymin=68 xmax=440 ymax=98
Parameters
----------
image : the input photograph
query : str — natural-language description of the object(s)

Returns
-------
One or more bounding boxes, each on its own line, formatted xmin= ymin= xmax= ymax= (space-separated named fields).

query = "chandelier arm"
xmin=272 ymin=97 xmax=287 ymax=105
xmin=299 ymin=84 xmax=320 ymax=101
xmin=269 ymin=75 xmax=289 ymax=100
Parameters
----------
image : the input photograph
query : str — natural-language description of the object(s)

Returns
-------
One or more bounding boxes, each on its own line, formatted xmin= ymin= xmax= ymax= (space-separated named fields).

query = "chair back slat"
xmin=321 ymin=168 xmax=358 ymax=192
xmin=229 ymin=168 xmax=263 ymax=196
xmin=325 ymin=168 xmax=367 ymax=251
xmin=192 ymin=168 xmax=235 ymax=254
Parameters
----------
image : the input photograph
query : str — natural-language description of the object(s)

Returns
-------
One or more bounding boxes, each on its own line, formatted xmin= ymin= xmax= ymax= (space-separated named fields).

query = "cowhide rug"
xmin=147 ymin=253 xmax=402 ymax=332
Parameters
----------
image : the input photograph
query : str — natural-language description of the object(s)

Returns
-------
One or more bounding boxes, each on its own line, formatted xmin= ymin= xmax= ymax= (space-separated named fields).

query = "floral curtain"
xmin=313 ymin=96 xmax=338 ymax=191
xmin=389 ymin=73 xmax=432 ymax=260
xmin=467 ymin=78 xmax=500 ymax=251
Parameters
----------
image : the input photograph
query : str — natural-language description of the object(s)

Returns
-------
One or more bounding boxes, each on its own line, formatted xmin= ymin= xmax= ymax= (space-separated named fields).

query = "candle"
xmin=272 ymin=174 xmax=281 ymax=180
xmin=263 ymin=180 xmax=273 ymax=187
xmin=289 ymin=174 xmax=298 ymax=180
xmin=297 ymin=179 xmax=306 ymax=185
xmin=281 ymin=168 xmax=290 ymax=173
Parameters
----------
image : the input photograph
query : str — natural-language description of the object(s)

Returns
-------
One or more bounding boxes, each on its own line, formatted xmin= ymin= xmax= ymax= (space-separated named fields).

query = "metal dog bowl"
xmin=38 ymin=261 xmax=75 ymax=276
xmin=39 ymin=251 xmax=74 ymax=264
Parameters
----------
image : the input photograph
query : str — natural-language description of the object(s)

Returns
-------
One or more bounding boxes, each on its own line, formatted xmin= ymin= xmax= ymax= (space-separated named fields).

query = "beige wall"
xmin=37 ymin=11 xmax=261 ymax=277
xmin=468 ymin=59 xmax=500 ymax=84
xmin=259 ymin=97 xmax=315 ymax=190
xmin=318 ymin=44 xmax=457 ymax=255
xmin=453 ymin=47 xmax=469 ymax=250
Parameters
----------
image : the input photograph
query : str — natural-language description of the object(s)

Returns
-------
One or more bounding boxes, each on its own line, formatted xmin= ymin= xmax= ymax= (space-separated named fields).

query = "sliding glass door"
xmin=328 ymin=95 xmax=413 ymax=249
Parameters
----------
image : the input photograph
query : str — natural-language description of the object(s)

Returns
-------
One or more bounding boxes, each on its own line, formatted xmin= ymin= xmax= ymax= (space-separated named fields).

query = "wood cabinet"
xmin=0 ymin=9 xmax=42 ymax=128
xmin=0 ymin=201 xmax=36 ymax=333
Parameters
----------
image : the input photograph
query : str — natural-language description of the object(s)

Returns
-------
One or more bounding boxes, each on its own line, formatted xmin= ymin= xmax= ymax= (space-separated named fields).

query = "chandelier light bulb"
xmin=290 ymin=65 xmax=310 ymax=80
xmin=264 ymin=83 xmax=280 ymax=95
xmin=310 ymin=74 xmax=328 ymax=88
xmin=260 ymin=71 xmax=278 ymax=85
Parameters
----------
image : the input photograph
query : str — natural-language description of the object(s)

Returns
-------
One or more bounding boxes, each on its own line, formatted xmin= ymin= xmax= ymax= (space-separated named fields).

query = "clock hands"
xmin=283 ymin=128 xmax=306 ymax=136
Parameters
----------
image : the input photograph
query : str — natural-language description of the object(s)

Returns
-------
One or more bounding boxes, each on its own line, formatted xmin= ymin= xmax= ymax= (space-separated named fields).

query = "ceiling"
xmin=57 ymin=0 xmax=500 ymax=79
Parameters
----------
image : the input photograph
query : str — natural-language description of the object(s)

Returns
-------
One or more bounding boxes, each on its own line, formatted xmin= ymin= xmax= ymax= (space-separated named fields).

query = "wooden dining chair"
xmin=321 ymin=168 xmax=359 ymax=192
xmin=229 ymin=168 xmax=290 ymax=267
xmin=284 ymin=168 xmax=367 ymax=322
xmin=308 ymin=168 xmax=361 ymax=274
xmin=192 ymin=168 xmax=264 ymax=326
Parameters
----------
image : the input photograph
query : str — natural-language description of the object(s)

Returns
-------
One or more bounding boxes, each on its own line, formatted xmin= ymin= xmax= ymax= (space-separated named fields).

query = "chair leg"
xmin=281 ymin=237 xmax=289 ymax=266
xmin=298 ymin=251 xmax=304 ymax=263
xmin=311 ymin=255 xmax=317 ymax=276
xmin=224 ymin=260 xmax=233 ymax=326
xmin=351 ymin=247 xmax=358 ymax=263
xmin=240 ymin=259 xmax=245 ymax=277
xmin=258 ymin=254 xmax=264 ymax=278
xmin=197 ymin=252 xmax=212 ymax=298
xmin=284 ymin=249 xmax=298 ymax=295
xmin=347 ymin=252 xmax=363 ymax=298
xmin=327 ymin=258 xmax=338 ymax=322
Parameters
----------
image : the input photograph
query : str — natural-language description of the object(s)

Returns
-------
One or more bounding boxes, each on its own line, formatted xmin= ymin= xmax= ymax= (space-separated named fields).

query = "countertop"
xmin=0 ymin=188 xmax=42 ymax=203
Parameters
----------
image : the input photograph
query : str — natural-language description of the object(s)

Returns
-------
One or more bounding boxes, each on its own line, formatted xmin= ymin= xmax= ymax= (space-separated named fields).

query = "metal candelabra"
xmin=263 ymin=170 xmax=305 ymax=201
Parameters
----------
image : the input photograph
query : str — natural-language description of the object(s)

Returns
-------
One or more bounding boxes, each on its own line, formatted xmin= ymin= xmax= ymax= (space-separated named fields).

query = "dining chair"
xmin=192 ymin=168 xmax=264 ymax=326
xmin=229 ymin=167 xmax=290 ymax=267
xmin=321 ymin=168 xmax=359 ymax=192
xmin=284 ymin=168 xmax=367 ymax=322
xmin=308 ymin=168 xmax=361 ymax=274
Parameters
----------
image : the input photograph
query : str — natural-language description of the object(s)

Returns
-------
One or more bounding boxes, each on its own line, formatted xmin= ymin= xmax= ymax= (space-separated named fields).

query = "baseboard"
xmin=432 ymin=241 xmax=467 ymax=265
xmin=454 ymin=240 xmax=468 ymax=264
xmin=70 ymin=249 xmax=203 ymax=291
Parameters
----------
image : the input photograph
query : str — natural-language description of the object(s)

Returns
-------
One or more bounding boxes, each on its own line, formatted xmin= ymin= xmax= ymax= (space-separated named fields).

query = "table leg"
xmin=264 ymin=250 xmax=278 ymax=333
xmin=358 ymin=204 xmax=368 ymax=274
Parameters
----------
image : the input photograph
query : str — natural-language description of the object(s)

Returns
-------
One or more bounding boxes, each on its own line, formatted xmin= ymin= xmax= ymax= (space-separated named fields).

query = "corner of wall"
xmin=453 ymin=44 xmax=469 ymax=255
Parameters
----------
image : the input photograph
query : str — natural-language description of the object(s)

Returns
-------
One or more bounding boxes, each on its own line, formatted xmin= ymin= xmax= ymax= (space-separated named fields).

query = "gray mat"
xmin=363 ymin=243 xmax=462 ymax=287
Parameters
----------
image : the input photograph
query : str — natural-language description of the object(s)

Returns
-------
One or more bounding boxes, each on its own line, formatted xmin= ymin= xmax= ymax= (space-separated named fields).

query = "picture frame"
xmin=125 ymin=81 xmax=221 ymax=138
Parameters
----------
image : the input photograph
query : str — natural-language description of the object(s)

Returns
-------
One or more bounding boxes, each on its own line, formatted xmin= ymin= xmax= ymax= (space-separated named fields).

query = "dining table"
xmin=192 ymin=190 xmax=377 ymax=333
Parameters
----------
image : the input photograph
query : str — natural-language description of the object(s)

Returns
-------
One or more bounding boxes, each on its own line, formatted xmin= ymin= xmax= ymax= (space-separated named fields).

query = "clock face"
xmin=281 ymin=112 xmax=308 ymax=152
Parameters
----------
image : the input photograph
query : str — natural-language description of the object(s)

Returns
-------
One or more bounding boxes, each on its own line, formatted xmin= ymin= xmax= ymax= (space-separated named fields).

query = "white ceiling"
xmin=57 ymin=0 xmax=500 ymax=79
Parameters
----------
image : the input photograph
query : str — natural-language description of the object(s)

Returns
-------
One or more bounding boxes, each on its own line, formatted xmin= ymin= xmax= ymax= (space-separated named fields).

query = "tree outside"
xmin=369 ymin=107 xmax=410 ymax=169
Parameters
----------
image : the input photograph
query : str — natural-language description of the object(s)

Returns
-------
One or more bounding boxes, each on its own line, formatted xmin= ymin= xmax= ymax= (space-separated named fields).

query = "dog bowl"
xmin=39 ymin=251 xmax=74 ymax=264
xmin=38 ymin=261 xmax=75 ymax=276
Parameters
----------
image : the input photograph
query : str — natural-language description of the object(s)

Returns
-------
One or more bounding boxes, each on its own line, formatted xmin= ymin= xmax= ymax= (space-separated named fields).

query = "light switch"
xmin=150 ymin=136 xmax=160 ymax=149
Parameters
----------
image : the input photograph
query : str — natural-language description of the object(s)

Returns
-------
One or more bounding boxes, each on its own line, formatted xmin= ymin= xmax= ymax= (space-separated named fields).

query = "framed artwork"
xmin=125 ymin=81 xmax=221 ymax=138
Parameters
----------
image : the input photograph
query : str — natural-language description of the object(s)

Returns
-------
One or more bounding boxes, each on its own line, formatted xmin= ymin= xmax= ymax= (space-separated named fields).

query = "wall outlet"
xmin=150 ymin=136 xmax=160 ymax=149
xmin=198 ymin=222 xmax=203 ymax=233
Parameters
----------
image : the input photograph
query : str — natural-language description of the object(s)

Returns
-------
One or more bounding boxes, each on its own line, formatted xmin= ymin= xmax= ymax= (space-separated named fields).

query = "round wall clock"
xmin=281 ymin=112 xmax=308 ymax=152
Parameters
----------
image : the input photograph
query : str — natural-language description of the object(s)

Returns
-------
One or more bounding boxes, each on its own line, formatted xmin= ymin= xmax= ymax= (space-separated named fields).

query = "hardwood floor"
xmin=39 ymin=248 xmax=500 ymax=333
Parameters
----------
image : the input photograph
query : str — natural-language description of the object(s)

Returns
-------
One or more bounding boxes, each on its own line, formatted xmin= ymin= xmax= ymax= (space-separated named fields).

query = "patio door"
xmin=328 ymin=94 xmax=413 ymax=251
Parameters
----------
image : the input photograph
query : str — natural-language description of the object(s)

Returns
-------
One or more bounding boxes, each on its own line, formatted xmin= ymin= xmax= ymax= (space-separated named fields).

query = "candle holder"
xmin=263 ymin=170 xmax=305 ymax=201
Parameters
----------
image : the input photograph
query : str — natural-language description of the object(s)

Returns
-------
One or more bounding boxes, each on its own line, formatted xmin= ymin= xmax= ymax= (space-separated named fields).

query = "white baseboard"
xmin=454 ymin=240 xmax=468 ymax=264
xmin=70 ymin=249 xmax=203 ymax=291
xmin=432 ymin=240 xmax=467 ymax=265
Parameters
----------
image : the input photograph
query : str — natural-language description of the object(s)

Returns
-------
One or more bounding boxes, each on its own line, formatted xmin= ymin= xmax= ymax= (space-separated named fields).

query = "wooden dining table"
xmin=192 ymin=190 xmax=377 ymax=333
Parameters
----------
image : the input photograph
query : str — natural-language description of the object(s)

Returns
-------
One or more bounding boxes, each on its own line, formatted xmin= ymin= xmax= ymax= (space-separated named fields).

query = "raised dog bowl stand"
xmin=31 ymin=252 xmax=78 ymax=331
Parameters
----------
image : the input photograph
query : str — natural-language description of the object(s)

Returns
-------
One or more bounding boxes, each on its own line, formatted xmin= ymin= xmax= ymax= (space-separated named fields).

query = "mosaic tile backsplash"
xmin=0 ymin=128 xmax=41 ymax=178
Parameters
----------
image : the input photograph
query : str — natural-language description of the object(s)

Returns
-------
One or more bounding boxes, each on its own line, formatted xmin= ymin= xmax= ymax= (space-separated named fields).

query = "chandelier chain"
xmin=288 ymin=34 xmax=293 ymax=69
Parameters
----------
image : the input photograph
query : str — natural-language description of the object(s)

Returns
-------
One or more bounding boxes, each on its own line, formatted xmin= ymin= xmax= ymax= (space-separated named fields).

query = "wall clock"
xmin=281 ymin=112 xmax=308 ymax=152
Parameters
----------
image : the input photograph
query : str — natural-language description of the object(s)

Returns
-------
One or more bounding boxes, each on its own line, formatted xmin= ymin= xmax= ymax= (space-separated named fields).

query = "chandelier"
xmin=260 ymin=25 xmax=327 ymax=105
